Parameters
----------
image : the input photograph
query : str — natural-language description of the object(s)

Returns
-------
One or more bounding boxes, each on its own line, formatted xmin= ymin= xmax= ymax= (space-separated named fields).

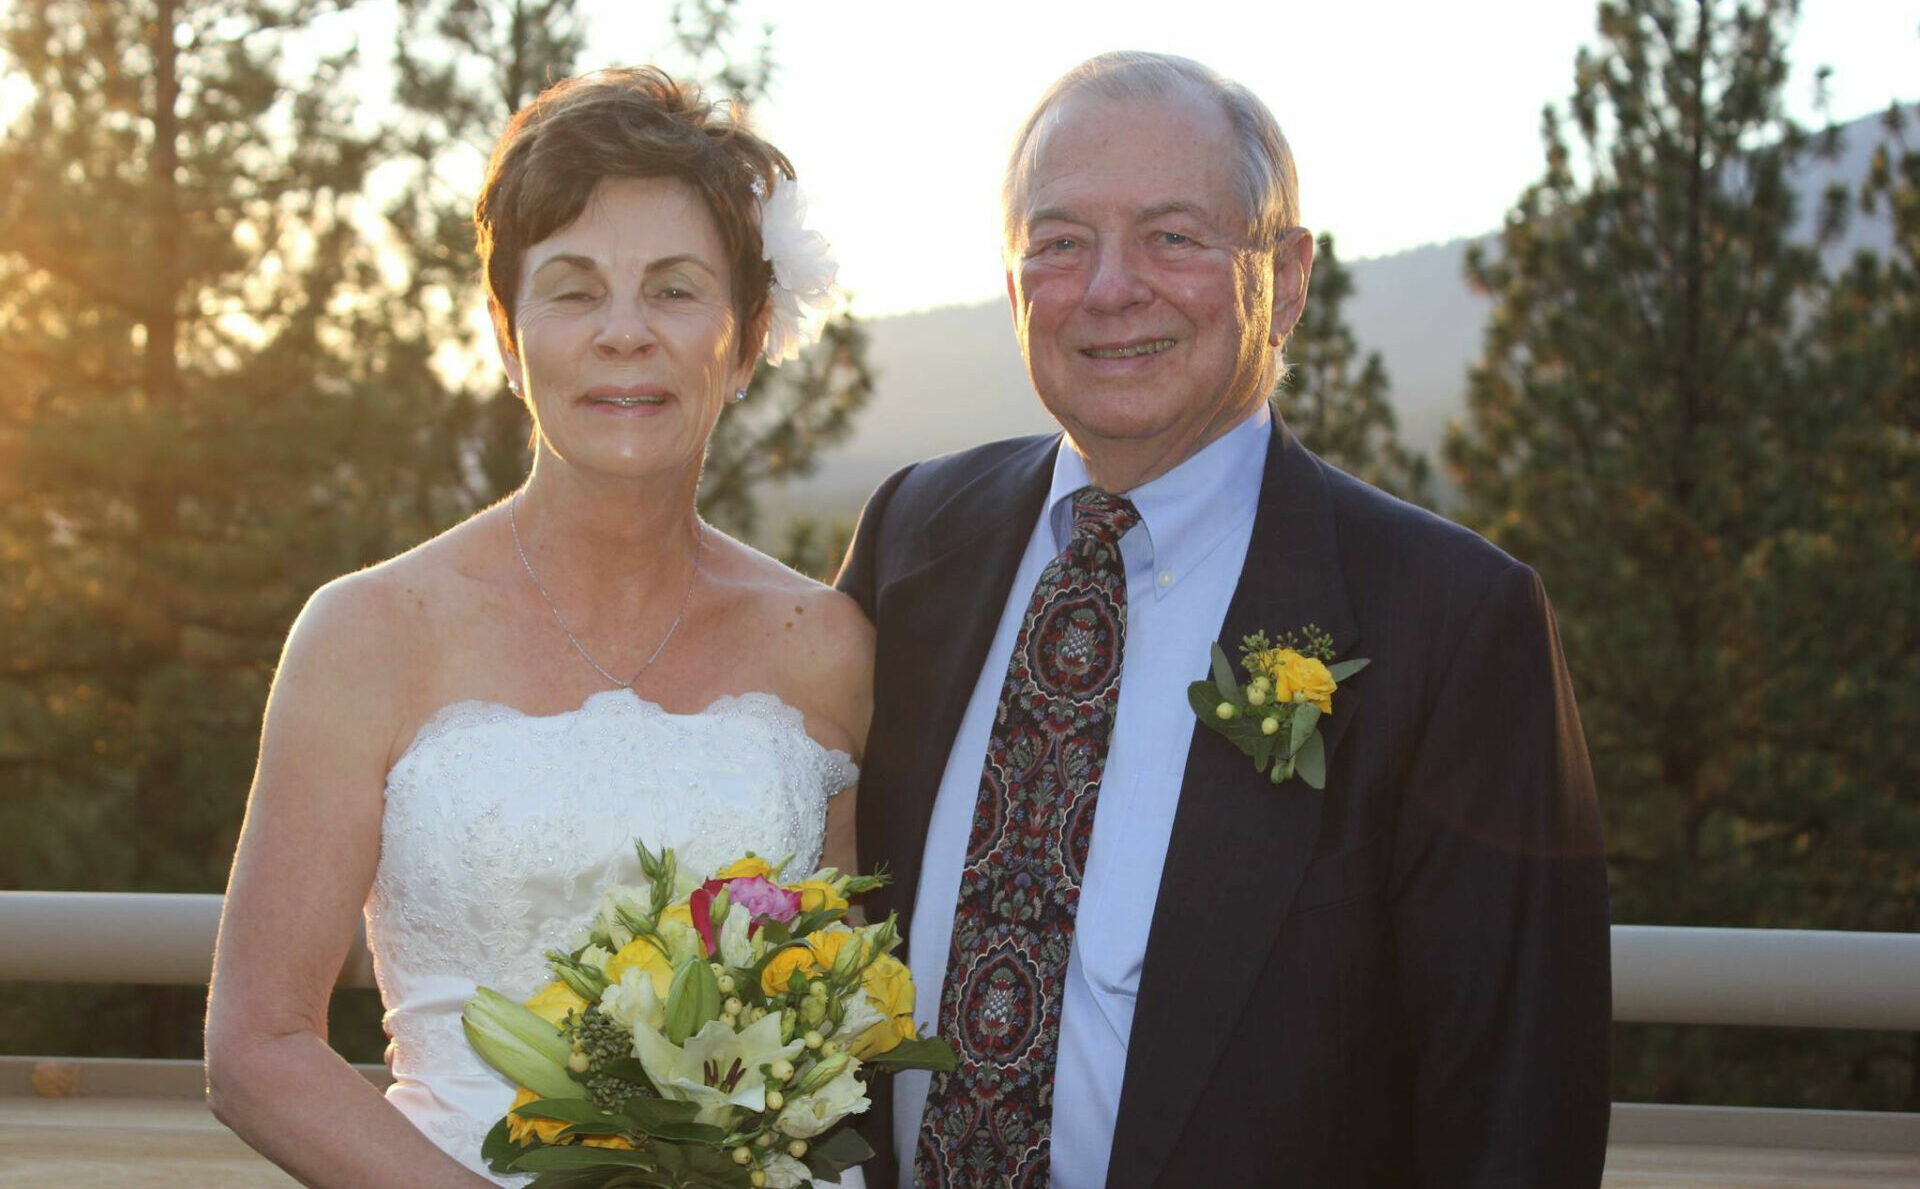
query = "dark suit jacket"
xmin=836 ymin=412 xmax=1612 ymax=1188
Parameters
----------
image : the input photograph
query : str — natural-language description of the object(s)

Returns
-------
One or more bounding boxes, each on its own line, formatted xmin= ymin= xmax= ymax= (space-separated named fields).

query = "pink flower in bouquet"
xmin=690 ymin=875 xmax=803 ymax=955
xmin=728 ymin=876 xmax=802 ymax=924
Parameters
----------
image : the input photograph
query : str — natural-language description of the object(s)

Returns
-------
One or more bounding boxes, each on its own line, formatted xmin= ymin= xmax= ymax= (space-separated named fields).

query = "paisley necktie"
xmin=914 ymin=486 xmax=1139 ymax=1188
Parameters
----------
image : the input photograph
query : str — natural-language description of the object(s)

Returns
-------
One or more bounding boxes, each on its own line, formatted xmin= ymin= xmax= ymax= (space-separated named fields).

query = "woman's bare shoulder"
xmin=274 ymin=512 xmax=505 ymax=756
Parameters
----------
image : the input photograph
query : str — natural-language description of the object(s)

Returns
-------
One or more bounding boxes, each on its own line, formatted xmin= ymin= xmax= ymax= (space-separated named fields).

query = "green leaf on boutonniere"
xmin=1296 ymin=731 xmax=1328 ymax=789
xmin=1289 ymin=703 xmax=1322 ymax=756
xmin=1210 ymin=642 xmax=1240 ymax=701
xmin=1327 ymin=657 xmax=1371 ymax=683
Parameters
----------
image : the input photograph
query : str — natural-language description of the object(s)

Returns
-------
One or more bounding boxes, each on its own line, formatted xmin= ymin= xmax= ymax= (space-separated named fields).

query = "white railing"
xmin=5 ymin=892 xmax=1919 ymax=1029
xmin=3 ymin=891 xmax=1919 ymax=1158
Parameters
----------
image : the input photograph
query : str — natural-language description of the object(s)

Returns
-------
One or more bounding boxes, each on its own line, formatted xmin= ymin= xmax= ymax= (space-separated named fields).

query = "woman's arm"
xmin=806 ymin=589 xmax=873 ymax=877
xmin=205 ymin=575 xmax=491 ymax=1188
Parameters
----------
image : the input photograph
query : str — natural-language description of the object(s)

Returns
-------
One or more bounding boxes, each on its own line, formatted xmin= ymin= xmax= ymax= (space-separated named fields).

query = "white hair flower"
xmin=758 ymin=178 xmax=838 ymax=365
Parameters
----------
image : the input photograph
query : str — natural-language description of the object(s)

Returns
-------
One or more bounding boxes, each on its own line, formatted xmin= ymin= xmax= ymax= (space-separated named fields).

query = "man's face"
xmin=1006 ymin=86 xmax=1306 ymax=487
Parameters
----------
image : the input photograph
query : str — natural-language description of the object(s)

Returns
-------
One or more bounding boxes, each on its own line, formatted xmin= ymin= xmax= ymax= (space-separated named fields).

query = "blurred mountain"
xmin=761 ymin=110 xmax=1896 ymax=530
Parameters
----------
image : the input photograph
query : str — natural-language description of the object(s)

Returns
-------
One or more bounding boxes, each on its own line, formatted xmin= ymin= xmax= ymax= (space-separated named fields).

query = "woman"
xmin=205 ymin=68 xmax=870 ymax=1186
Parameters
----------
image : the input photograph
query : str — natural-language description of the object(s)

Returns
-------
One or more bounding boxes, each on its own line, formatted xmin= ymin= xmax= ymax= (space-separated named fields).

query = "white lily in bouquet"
xmin=462 ymin=841 xmax=954 ymax=1187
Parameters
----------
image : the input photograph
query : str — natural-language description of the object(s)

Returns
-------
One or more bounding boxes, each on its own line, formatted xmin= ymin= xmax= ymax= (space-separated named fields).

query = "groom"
xmin=838 ymin=51 xmax=1611 ymax=1189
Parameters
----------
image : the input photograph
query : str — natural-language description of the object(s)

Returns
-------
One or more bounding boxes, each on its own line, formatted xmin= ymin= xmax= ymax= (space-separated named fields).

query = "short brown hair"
xmin=475 ymin=67 xmax=792 ymax=365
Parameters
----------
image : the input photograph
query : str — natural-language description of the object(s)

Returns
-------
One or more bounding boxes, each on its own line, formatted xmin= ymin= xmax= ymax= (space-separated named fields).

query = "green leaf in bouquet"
xmin=1288 ymin=703 xmax=1321 ymax=757
xmin=837 ymin=867 xmax=890 ymax=895
xmin=510 ymin=1144 xmax=659 ymax=1172
xmin=1326 ymin=657 xmax=1371 ymax=683
xmin=613 ymin=1095 xmax=704 ymax=1132
xmin=786 ymin=908 xmax=842 ymax=939
xmin=1296 ymin=731 xmax=1327 ymax=789
xmin=861 ymin=1035 xmax=959 ymax=1074
xmin=756 ymin=920 xmax=794 ymax=947
xmin=598 ymin=1057 xmax=657 ymax=1090
xmin=525 ymin=1169 xmax=639 ymax=1189
xmin=608 ymin=1097 xmax=728 ymax=1144
xmin=1210 ymin=642 xmax=1240 ymax=701
xmin=664 ymin=956 xmax=722 ymax=1045
xmin=640 ymin=1117 xmax=732 ymax=1144
xmin=805 ymin=1125 xmax=877 ymax=1176
xmin=481 ymin=1115 xmax=529 ymax=1174
xmin=513 ymin=1097 xmax=630 ymax=1129
xmin=645 ymin=1143 xmax=754 ymax=1187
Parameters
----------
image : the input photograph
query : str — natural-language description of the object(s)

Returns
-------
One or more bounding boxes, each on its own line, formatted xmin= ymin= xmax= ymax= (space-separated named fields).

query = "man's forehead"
xmin=1019 ymin=87 xmax=1238 ymax=223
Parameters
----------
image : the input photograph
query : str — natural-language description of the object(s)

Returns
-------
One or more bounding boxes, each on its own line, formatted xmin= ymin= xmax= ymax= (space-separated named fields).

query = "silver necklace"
xmin=508 ymin=493 xmax=704 ymax=690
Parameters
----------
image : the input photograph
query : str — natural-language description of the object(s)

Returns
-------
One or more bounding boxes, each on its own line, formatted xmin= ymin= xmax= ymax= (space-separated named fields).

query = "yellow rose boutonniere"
xmin=1188 ymin=625 xmax=1368 ymax=788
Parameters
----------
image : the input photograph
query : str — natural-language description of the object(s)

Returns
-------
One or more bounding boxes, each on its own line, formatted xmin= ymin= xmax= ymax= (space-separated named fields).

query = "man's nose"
xmin=593 ymin=296 xmax=656 ymax=358
xmin=1083 ymin=239 xmax=1152 ymax=313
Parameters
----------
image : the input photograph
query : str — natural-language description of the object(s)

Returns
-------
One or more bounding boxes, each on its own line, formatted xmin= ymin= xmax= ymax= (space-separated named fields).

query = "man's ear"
xmin=1268 ymin=229 xmax=1316 ymax=346
xmin=1004 ymin=267 xmax=1021 ymax=324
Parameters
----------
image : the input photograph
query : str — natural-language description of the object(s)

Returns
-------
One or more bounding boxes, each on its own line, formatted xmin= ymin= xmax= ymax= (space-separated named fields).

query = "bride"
xmin=205 ymin=68 xmax=870 ymax=1186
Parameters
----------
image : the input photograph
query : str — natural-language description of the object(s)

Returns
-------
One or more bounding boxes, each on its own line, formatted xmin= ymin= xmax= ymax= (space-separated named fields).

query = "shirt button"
xmin=1156 ymin=570 xmax=1174 ymax=588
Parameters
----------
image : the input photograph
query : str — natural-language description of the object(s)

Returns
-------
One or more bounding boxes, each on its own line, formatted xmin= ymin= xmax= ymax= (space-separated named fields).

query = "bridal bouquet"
xmin=462 ymin=841 xmax=954 ymax=1187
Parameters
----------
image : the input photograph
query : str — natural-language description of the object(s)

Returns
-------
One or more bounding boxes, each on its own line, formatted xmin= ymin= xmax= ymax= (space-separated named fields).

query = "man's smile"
xmin=1080 ymin=338 xmax=1176 ymax=360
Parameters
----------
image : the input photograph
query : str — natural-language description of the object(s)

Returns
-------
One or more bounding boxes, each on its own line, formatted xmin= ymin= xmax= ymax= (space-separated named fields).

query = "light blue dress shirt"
xmin=895 ymin=406 xmax=1269 ymax=1188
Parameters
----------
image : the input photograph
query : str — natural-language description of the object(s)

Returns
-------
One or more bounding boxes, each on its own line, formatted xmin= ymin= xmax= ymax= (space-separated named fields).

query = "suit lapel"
xmin=873 ymin=436 xmax=1058 ymax=936
xmin=1107 ymin=416 xmax=1363 ymax=1188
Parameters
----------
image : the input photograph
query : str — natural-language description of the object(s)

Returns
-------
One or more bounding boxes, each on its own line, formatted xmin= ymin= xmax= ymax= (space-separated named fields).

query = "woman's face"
xmin=505 ymin=175 xmax=751 ymax=485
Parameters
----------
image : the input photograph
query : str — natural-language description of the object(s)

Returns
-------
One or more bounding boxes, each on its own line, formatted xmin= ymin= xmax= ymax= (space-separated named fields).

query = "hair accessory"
xmin=732 ymin=388 xmax=748 ymax=404
xmin=508 ymin=493 xmax=704 ymax=691
xmin=757 ymin=178 xmax=838 ymax=366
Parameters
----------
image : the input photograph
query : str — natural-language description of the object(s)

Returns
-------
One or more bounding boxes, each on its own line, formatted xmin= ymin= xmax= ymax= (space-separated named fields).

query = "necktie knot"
xmin=1070 ymin=487 xmax=1140 ymax=552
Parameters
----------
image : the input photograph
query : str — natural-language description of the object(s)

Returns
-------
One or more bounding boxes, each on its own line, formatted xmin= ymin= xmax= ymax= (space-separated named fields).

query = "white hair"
xmin=1001 ymin=51 xmax=1301 ymax=256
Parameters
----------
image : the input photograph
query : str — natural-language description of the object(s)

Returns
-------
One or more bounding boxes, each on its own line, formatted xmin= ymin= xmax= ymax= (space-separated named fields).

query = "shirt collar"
xmin=1045 ymin=403 xmax=1271 ymax=596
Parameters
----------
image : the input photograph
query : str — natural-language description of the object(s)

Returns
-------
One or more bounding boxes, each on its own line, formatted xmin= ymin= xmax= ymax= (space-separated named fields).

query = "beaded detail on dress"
xmin=365 ymin=688 xmax=854 ymax=1184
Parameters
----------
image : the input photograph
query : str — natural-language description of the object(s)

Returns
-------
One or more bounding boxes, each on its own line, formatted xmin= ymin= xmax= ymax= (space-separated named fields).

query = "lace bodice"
xmin=365 ymin=688 xmax=855 ymax=1184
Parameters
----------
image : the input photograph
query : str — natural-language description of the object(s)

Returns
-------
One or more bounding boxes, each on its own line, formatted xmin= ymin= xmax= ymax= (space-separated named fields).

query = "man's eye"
xmin=1157 ymin=231 xmax=1192 ymax=245
xmin=555 ymin=290 xmax=595 ymax=302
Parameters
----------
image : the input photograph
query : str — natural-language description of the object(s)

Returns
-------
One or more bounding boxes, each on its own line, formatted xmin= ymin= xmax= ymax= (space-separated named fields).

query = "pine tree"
xmin=1281 ymin=232 xmax=1432 ymax=505
xmin=0 ymin=0 xmax=439 ymax=1056
xmin=1445 ymin=0 xmax=1917 ymax=1108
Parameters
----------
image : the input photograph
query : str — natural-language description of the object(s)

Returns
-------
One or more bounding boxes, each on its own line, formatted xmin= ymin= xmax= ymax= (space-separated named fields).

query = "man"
xmin=838 ymin=51 xmax=1611 ymax=1189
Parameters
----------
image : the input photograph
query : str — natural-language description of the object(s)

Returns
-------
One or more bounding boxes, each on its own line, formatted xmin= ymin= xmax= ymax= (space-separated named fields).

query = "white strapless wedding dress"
xmin=364 ymin=688 xmax=857 ymax=1185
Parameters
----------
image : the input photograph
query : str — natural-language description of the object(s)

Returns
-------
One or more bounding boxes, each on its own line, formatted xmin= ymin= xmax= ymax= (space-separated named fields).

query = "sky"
xmin=579 ymin=0 xmax=1918 ymax=317
xmin=5 ymin=0 xmax=1908 ymax=320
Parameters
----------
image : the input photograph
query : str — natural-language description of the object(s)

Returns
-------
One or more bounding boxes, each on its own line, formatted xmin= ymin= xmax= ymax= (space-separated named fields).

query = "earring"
xmin=731 ymin=388 xmax=748 ymax=404
xmin=507 ymin=378 xmax=521 ymax=395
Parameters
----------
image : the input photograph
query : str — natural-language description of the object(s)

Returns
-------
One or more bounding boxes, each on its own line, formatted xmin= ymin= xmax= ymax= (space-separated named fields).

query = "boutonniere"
xmin=1186 ymin=625 xmax=1369 ymax=788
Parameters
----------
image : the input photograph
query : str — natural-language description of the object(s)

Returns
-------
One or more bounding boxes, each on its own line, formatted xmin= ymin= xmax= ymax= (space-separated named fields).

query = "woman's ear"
xmin=491 ymin=305 xmax=525 ymax=399
xmin=736 ymin=300 xmax=773 ymax=386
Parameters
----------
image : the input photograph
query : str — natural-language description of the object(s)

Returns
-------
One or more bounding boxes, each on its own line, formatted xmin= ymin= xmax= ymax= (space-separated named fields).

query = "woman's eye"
xmin=555 ymin=290 xmax=595 ymax=302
